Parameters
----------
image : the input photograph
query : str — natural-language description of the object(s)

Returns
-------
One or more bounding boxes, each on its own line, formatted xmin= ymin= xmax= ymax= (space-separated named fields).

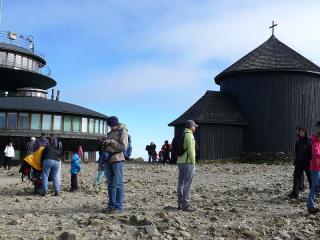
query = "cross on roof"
xmin=269 ymin=20 xmax=278 ymax=36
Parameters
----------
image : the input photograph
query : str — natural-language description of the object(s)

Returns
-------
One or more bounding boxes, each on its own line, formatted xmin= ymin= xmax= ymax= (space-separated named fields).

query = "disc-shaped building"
xmin=0 ymin=31 xmax=108 ymax=162
xmin=170 ymin=34 xmax=320 ymax=160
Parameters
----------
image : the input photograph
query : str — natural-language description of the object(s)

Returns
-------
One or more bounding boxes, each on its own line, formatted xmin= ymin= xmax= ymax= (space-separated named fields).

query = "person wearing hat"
xmin=177 ymin=119 xmax=198 ymax=212
xmin=307 ymin=121 xmax=320 ymax=214
xmin=102 ymin=116 xmax=128 ymax=214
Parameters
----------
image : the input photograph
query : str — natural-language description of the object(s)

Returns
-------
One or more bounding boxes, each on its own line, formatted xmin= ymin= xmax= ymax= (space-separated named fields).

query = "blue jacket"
xmin=70 ymin=153 xmax=81 ymax=174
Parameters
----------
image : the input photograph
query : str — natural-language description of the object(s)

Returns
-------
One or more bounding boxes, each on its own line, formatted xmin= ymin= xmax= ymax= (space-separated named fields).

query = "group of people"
xmin=145 ymin=139 xmax=178 ymax=164
xmin=289 ymin=122 xmax=320 ymax=214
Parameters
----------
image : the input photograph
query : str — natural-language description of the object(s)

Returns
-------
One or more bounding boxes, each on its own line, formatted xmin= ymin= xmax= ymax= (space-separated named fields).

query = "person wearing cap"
xmin=177 ymin=120 xmax=198 ymax=212
xmin=307 ymin=121 xmax=320 ymax=214
xmin=102 ymin=116 xmax=128 ymax=214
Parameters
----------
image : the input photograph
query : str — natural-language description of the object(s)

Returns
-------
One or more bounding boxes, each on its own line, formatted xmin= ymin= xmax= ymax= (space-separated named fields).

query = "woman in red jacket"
xmin=307 ymin=122 xmax=320 ymax=214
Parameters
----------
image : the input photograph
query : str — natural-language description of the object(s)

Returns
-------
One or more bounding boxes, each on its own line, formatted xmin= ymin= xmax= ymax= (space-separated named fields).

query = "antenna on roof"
xmin=269 ymin=20 xmax=278 ymax=36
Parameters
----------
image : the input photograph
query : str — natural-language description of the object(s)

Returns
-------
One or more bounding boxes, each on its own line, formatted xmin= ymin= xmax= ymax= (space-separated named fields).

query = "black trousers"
xmin=71 ymin=174 xmax=78 ymax=190
xmin=3 ymin=157 xmax=12 ymax=170
xmin=292 ymin=164 xmax=311 ymax=196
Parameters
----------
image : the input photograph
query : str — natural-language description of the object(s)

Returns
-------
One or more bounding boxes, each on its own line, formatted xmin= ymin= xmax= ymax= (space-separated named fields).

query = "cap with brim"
xmin=185 ymin=120 xmax=198 ymax=128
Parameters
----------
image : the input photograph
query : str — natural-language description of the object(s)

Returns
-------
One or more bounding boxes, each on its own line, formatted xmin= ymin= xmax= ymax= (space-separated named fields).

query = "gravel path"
xmin=0 ymin=163 xmax=318 ymax=240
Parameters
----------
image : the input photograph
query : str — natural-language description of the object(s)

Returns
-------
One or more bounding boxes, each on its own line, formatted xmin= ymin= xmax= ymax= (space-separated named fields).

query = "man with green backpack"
xmin=176 ymin=120 xmax=198 ymax=212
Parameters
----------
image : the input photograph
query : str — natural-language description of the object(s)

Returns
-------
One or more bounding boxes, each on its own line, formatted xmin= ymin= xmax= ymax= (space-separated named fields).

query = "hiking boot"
xmin=101 ymin=208 xmax=115 ymax=214
xmin=288 ymin=192 xmax=299 ymax=199
xmin=54 ymin=192 xmax=60 ymax=197
xmin=308 ymin=207 xmax=320 ymax=214
xmin=181 ymin=206 xmax=196 ymax=212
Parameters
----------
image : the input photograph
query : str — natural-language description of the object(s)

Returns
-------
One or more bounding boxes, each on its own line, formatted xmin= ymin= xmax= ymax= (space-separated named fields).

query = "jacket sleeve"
xmin=109 ymin=129 xmax=128 ymax=152
xmin=185 ymin=134 xmax=196 ymax=164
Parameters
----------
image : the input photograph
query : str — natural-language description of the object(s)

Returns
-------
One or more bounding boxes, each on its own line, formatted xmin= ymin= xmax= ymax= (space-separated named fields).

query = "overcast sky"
xmin=2 ymin=0 xmax=320 ymax=158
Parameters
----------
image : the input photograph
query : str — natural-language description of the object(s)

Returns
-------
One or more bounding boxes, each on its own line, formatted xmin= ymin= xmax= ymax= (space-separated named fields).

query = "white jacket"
xmin=4 ymin=146 xmax=15 ymax=158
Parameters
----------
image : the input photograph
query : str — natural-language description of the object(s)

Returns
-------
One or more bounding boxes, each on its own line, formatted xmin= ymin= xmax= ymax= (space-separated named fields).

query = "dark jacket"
xmin=42 ymin=139 xmax=63 ymax=162
xmin=34 ymin=137 xmax=49 ymax=151
xmin=295 ymin=137 xmax=312 ymax=166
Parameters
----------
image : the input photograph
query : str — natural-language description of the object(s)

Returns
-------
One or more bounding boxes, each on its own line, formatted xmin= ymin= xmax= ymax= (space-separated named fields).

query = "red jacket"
xmin=310 ymin=134 xmax=320 ymax=171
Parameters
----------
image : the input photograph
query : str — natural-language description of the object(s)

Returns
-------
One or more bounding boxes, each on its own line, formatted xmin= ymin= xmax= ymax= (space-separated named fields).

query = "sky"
xmin=2 ymin=0 xmax=320 ymax=159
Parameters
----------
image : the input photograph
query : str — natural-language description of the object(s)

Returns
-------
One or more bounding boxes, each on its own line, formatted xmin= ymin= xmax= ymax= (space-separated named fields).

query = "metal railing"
xmin=0 ymin=31 xmax=45 ymax=58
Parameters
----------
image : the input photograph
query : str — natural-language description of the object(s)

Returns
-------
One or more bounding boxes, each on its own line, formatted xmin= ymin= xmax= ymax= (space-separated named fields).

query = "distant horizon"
xmin=2 ymin=1 xmax=320 ymax=159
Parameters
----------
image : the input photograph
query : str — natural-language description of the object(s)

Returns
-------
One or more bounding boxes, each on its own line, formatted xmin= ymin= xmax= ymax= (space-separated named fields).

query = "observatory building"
xmin=0 ymin=31 xmax=108 ymax=163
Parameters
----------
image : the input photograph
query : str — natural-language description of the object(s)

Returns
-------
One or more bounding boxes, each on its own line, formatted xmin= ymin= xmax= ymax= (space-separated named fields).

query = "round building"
xmin=0 ymin=31 xmax=108 ymax=163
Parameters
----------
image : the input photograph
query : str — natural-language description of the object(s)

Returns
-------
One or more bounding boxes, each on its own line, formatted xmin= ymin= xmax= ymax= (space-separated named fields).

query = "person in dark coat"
xmin=161 ymin=140 xmax=171 ymax=164
xmin=34 ymin=133 xmax=49 ymax=151
xmin=289 ymin=128 xmax=312 ymax=199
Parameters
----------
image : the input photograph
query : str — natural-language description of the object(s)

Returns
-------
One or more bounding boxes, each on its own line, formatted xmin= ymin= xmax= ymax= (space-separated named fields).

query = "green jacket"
xmin=177 ymin=128 xmax=196 ymax=165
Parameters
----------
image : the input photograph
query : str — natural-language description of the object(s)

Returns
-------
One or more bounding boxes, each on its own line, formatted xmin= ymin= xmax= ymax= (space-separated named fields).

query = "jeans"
xmin=177 ymin=163 xmax=196 ymax=208
xmin=42 ymin=159 xmax=61 ymax=194
xmin=307 ymin=170 xmax=320 ymax=209
xmin=93 ymin=169 xmax=105 ymax=187
xmin=104 ymin=161 xmax=125 ymax=210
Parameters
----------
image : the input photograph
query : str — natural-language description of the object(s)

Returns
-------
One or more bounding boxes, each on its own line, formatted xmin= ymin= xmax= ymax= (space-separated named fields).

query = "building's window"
xmin=0 ymin=112 xmax=5 ymax=128
xmin=104 ymin=121 xmax=107 ymax=134
xmin=15 ymin=55 xmax=22 ymax=67
xmin=7 ymin=112 xmax=17 ymax=129
xmin=99 ymin=120 xmax=103 ymax=134
xmin=64 ymin=152 xmax=71 ymax=161
xmin=31 ymin=113 xmax=41 ymax=130
xmin=63 ymin=115 xmax=72 ymax=132
xmin=53 ymin=115 xmax=62 ymax=131
xmin=7 ymin=53 xmax=14 ymax=65
xmin=22 ymin=57 xmax=28 ymax=69
xmin=84 ymin=152 xmax=89 ymax=161
xmin=42 ymin=114 xmax=52 ymax=131
xmin=0 ymin=52 xmax=6 ymax=64
xmin=19 ymin=113 xmax=29 ymax=130
xmin=81 ymin=117 xmax=88 ymax=133
xmin=13 ymin=150 xmax=20 ymax=160
xmin=95 ymin=119 xmax=99 ymax=134
xmin=28 ymin=60 xmax=33 ymax=70
xmin=32 ymin=61 xmax=39 ymax=72
xmin=89 ymin=118 xmax=94 ymax=133
xmin=73 ymin=117 xmax=80 ymax=132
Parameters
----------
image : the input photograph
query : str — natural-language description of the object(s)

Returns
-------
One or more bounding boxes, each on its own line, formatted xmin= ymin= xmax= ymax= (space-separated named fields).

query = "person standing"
xmin=289 ymin=128 xmax=312 ymax=199
xmin=102 ymin=116 xmax=128 ymax=214
xmin=40 ymin=134 xmax=63 ymax=197
xmin=307 ymin=122 xmax=320 ymax=214
xmin=34 ymin=133 xmax=49 ymax=151
xmin=177 ymin=120 xmax=198 ymax=212
xmin=70 ymin=151 xmax=81 ymax=192
xmin=26 ymin=137 xmax=36 ymax=155
xmin=161 ymin=140 xmax=171 ymax=164
xmin=78 ymin=146 xmax=84 ymax=160
xmin=4 ymin=142 xmax=14 ymax=170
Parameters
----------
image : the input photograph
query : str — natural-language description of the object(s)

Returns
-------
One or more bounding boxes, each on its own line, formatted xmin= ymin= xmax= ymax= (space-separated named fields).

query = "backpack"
xmin=124 ymin=135 xmax=132 ymax=160
xmin=176 ymin=133 xmax=186 ymax=157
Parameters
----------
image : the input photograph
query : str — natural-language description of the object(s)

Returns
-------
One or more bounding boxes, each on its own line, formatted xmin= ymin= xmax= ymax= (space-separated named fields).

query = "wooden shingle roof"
xmin=168 ymin=91 xmax=247 ymax=126
xmin=215 ymin=35 xmax=320 ymax=84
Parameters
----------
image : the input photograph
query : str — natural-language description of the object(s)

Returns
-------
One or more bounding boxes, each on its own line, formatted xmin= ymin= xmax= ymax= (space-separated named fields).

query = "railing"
xmin=0 ymin=59 xmax=52 ymax=77
xmin=0 ymin=31 xmax=45 ymax=58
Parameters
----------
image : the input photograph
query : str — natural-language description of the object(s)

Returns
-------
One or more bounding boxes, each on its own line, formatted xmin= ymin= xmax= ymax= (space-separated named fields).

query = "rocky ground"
xmin=0 ymin=162 xmax=319 ymax=240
